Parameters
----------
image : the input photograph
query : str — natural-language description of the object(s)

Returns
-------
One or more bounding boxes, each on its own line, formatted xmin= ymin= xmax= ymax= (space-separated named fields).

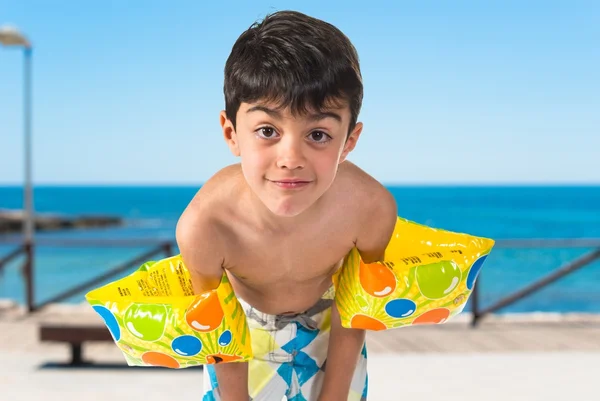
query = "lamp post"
xmin=0 ymin=25 xmax=35 ymax=311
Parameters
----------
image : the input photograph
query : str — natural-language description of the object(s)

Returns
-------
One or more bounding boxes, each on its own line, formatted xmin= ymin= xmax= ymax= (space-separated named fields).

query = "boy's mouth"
xmin=269 ymin=179 xmax=312 ymax=189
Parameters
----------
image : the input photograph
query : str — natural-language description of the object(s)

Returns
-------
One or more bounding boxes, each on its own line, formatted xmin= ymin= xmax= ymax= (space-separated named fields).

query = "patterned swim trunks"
xmin=202 ymin=286 xmax=368 ymax=401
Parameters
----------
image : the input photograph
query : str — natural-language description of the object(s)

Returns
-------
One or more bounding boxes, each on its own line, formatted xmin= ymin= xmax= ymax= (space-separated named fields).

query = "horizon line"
xmin=1 ymin=182 xmax=599 ymax=188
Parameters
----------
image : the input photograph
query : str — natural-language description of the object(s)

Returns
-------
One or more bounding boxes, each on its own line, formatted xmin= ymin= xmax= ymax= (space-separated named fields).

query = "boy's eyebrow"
xmin=246 ymin=105 xmax=342 ymax=123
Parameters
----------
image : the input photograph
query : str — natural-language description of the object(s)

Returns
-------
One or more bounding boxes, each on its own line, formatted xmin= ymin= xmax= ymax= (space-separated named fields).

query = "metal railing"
xmin=0 ymin=242 xmax=34 ymax=310
xmin=0 ymin=238 xmax=175 ymax=312
xmin=1 ymin=237 xmax=600 ymax=324
xmin=470 ymin=240 xmax=600 ymax=326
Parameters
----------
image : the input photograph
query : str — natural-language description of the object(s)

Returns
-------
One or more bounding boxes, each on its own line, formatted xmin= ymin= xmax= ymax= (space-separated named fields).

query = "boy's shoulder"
xmin=335 ymin=161 xmax=395 ymax=207
xmin=183 ymin=163 xmax=243 ymax=216
xmin=176 ymin=164 xmax=242 ymax=241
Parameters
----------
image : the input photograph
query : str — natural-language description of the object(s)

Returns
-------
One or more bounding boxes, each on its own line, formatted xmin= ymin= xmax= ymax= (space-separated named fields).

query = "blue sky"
xmin=1 ymin=0 xmax=598 ymax=185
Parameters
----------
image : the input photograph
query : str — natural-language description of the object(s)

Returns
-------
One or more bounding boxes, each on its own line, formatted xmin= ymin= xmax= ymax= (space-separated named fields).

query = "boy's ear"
xmin=220 ymin=110 xmax=240 ymax=157
xmin=339 ymin=122 xmax=363 ymax=163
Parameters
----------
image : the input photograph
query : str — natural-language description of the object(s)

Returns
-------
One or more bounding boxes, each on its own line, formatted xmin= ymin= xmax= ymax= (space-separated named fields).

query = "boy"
xmin=177 ymin=10 xmax=397 ymax=401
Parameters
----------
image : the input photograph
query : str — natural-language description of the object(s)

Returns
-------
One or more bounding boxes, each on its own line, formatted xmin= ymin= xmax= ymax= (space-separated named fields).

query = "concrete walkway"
xmin=2 ymin=348 xmax=598 ymax=401
xmin=2 ymin=302 xmax=599 ymax=400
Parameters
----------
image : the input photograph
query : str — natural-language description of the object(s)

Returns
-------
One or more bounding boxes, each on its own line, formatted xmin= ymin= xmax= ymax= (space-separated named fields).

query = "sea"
xmin=1 ymin=185 xmax=599 ymax=314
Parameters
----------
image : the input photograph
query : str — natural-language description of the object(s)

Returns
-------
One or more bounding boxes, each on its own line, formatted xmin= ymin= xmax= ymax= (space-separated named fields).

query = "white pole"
xmin=0 ymin=26 xmax=34 ymax=244
xmin=0 ymin=25 xmax=35 ymax=310
xmin=23 ymin=47 xmax=34 ymax=244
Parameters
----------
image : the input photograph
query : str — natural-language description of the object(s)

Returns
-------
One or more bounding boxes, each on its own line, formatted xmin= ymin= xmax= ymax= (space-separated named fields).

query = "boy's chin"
xmin=266 ymin=202 xmax=309 ymax=218
xmin=262 ymin=197 xmax=314 ymax=218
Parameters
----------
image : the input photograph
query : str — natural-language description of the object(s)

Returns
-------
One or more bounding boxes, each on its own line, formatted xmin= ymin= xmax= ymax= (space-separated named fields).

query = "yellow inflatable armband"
xmin=86 ymin=216 xmax=493 ymax=368
xmin=333 ymin=217 xmax=494 ymax=330
xmin=85 ymin=255 xmax=252 ymax=368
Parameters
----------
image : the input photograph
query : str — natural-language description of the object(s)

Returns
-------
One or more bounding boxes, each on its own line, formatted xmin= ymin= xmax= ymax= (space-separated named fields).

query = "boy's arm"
xmin=353 ymin=186 xmax=397 ymax=265
xmin=319 ymin=185 xmax=397 ymax=401
xmin=318 ymin=302 xmax=366 ymax=401
xmin=176 ymin=209 xmax=249 ymax=401
xmin=176 ymin=214 xmax=224 ymax=292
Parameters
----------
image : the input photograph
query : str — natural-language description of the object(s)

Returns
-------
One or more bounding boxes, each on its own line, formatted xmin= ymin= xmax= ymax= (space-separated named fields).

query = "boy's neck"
xmin=241 ymin=181 xmax=325 ymax=235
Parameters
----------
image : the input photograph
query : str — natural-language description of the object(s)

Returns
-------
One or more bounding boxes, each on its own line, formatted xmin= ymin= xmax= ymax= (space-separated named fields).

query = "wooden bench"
xmin=39 ymin=324 xmax=113 ymax=366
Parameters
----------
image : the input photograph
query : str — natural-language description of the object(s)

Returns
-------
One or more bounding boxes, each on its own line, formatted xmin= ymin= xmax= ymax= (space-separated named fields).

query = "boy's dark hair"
xmin=224 ymin=10 xmax=363 ymax=136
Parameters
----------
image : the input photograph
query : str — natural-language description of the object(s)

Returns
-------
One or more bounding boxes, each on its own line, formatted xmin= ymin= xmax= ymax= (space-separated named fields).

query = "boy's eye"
xmin=308 ymin=131 xmax=332 ymax=143
xmin=256 ymin=127 xmax=278 ymax=139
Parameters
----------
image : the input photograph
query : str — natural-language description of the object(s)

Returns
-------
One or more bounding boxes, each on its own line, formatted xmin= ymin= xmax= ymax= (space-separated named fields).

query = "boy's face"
xmin=220 ymin=100 xmax=363 ymax=217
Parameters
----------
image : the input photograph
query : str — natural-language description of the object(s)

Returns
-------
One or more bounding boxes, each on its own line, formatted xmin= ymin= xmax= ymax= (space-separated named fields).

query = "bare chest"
xmin=224 ymin=225 xmax=354 ymax=287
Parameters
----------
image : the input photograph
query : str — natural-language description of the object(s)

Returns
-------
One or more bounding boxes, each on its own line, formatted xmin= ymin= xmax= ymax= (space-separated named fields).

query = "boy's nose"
xmin=276 ymin=139 xmax=305 ymax=170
